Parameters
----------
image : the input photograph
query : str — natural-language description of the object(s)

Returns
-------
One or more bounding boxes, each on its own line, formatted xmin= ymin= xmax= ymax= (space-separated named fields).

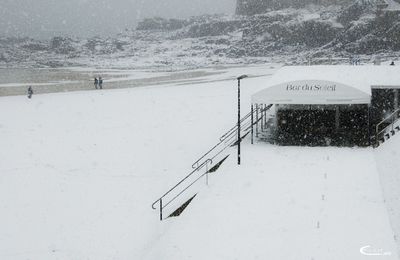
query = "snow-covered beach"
xmin=0 ymin=65 xmax=275 ymax=97
xmin=1 ymin=64 xmax=400 ymax=259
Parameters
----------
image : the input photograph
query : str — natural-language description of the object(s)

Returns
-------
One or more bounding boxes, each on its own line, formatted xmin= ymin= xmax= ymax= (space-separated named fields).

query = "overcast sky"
xmin=0 ymin=0 xmax=236 ymax=39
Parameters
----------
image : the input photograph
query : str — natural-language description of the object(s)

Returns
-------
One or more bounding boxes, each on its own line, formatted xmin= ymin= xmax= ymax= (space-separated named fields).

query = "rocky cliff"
xmin=1 ymin=1 xmax=400 ymax=69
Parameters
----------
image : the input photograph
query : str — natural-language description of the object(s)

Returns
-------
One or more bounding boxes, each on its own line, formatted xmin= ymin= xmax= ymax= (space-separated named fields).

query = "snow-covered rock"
xmin=1 ymin=3 xmax=400 ymax=69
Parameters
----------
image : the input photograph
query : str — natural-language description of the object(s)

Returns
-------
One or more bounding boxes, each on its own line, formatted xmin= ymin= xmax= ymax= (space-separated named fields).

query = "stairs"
xmin=152 ymin=105 xmax=273 ymax=220
xmin=377 ymin=124 xmax=400 ymax=145
xmin=374 ymin=109 xmax=400 ymax=147
xmin=258 ymin=117 xmax=276 ymax=144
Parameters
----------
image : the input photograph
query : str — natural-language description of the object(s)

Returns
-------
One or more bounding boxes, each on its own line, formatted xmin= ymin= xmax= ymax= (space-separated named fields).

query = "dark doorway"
xmin=275 ymin=105 xmax=369 ymax=146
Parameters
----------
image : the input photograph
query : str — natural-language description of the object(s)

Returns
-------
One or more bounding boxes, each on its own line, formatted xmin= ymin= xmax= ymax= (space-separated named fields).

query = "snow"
xmin=0 ymin=64 xmax=399 ymax=259
xmin=145 ymin=145 xmax=398 ymax=260
xmin=375 ymin=121 xmax=400 ymax=257
xmin=0 ymin=81 xmax=79 ymax=88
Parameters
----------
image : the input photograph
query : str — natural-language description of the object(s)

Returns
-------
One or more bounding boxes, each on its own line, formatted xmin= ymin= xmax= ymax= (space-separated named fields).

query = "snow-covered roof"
xmin=252 ymin=65 xmax=400 ymax=105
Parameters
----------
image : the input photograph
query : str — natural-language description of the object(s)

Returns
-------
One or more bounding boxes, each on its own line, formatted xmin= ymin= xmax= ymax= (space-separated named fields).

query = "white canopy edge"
xmin=251 ymin=80 xmax=371 ymax=105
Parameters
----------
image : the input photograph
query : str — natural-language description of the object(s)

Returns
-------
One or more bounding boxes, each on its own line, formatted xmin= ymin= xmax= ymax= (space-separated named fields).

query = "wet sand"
xmin=0 ymin=68 xmax=224 ymax=97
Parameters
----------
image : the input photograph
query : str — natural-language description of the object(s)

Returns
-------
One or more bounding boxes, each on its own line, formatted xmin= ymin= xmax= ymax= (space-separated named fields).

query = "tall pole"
xmin=236 ymin=75 xmax=247 ymax=166
xmin=238 ymin=78 xmax=241 ymax=165
xmin=159 ymin=198 xmax=163 ymax=221
xmin=368 ymin=105 xmax=371 ymax=146
xmin=251 ymin=104 xmax=254 ymax=145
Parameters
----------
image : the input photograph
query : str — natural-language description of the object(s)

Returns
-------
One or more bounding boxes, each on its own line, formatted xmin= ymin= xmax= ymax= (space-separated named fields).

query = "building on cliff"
xmin=236 ymin=0 xmax=364 ymax=15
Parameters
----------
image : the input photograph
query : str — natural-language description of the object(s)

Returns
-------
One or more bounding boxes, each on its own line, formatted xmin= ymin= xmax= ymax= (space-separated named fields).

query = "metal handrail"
xmin=151 ymin=104 xmax=273 ymax=220
xmin=151 ymin=158 xmax=212 ymax=210
xmin=192 ymin=105 xmax=272 ymax=170
xmin=161 ymin=136 xmax=239 ymax=212
xmin=219 ymin=105 xmax=272 ymax=142
xmin=190 ymin=140 xmax=229 ymax=170
xmin=190 ymin=112 xmax=253 ymax=170
xmin=376 ymin=108 xmax=400 ymax=134
xmin=375 ymin=108 xmax=400 ymax=143
xmin=219 ymin=111 xmax=253 ymax=142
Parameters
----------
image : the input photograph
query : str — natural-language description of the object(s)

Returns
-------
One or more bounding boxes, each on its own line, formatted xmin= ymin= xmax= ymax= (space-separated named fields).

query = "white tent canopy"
xmin=252 ymin=66 xmax=400 ymax=105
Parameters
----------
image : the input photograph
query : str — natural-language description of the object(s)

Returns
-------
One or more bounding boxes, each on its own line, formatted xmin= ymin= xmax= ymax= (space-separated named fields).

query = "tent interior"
xmin=274 ymin=104 xmax=370 ymax=146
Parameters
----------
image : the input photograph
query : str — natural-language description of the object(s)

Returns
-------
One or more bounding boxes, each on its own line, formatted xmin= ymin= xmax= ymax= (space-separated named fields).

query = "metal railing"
xmin=192 ymin=104 xmax=273 ymax=169
xmin=375 ymin=108 xmax=400 ymax=144
xmin=151 ymin=104 xmax=273 ymax=220
xmin=192 ymin=110 xmax=253 ymax=170
xmin=151 ymin=158 xmax=212 ymax=221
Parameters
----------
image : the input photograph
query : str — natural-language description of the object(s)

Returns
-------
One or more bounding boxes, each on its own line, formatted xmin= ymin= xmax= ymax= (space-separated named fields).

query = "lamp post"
xmin=237 ymin=74 xmax=248 ymax=165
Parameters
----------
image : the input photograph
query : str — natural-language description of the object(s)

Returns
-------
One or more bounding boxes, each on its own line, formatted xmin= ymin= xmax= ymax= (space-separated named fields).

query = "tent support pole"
xmin=256 ymin=104 xmax=259 ymax=138
xmin=264 ymin=104 xmax=267 ymax=127
xmin=368 ymin=104 xmax=372 ymax=146
xmin=335 ymin=106 xmax=340 ymax=131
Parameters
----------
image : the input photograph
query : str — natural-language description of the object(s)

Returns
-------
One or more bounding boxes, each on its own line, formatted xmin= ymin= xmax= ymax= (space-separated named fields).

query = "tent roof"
xmin=251 ymin=65 xmax=400 ymax=105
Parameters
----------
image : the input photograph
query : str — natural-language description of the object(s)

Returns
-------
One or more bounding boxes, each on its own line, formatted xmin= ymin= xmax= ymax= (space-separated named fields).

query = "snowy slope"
xmin=375 ymin=123 xmax=400 ymax=257
xmin=0 ymin=64 xmax=399 ymax=260
xmin=145 ymin=144 xmax=398 ymax=260
xmin=0 ymin=65 xmax=277 ymax=259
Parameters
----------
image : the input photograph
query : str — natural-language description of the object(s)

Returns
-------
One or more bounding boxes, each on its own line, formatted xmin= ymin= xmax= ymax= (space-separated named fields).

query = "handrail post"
xmin=264 ymin=104 xmax=267 ymax=127
xmin=262 ymin=104 xmax=267 ymax=131
xmin=367 ymin=105 xmax=371 ymax=146
xmin=265 ymin=105 xmax=267 ymax=127
xmin=159 ymin=199 xmax=163 ymax=221
xmin=260 ymin=105 xmax=264 ymax=131
xmin=263 ymin=105 xmax=266 ymax=130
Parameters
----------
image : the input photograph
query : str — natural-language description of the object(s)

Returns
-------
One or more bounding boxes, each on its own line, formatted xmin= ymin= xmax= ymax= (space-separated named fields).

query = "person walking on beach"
xmin=99 ymin=77 xmax=103 ymax=89
xmin=94 ymin=77 xmax=99 ymax=89
xmin=27 ymin=86 xmax=33 ymax=99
